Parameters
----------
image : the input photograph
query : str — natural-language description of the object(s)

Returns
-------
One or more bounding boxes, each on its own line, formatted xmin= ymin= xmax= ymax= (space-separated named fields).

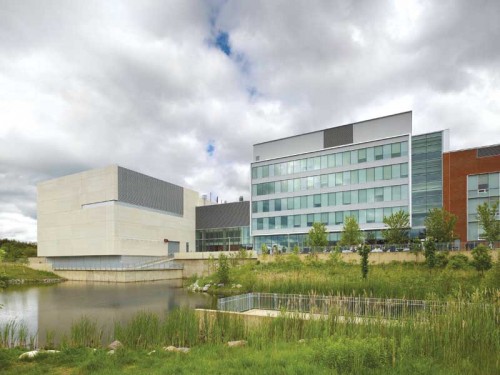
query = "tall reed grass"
xmin=1 ymin=296 xmax=498 ymax=373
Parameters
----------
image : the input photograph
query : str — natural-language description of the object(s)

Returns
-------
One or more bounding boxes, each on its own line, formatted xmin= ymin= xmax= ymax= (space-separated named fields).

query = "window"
xmin=314 ymin=194 xmax=321 ymax=207
xmin=307 ymin=195 xmax=314 ymax=208
xmin=343 ymin=171 xmax=350 ymax=185
xmin=327 ymin=154 xmax=335 ymax=168
xmin=335 ymin=211 xmax=343 ymax=225
xmin=335 ymin=153 xmax=343 ymax=167
xmin=343 ymin=151 xmax=351 ymax=166
xmin=300 ymin=196 xmax=307 ymax=209
xmin=359 ymin=169 xmax=367 ymax=184
xmin=367 ymin=168 xmax=375 ymax=182
xmin=328 ymin=173 xmax=335 ymax=187
xmin=269 ymin=217 xmax=275 ymax=229
xmin=383 ymin=144 xmax=391 ymax=159
xmin=262 ymin=165 xmax=269 ymax=178
xmin=288 ymin=197 xmax=294 ymax=210
xmin=321 ymin=212 xmax=329 ymax=225
xmin=336 ymin=173 xmax=343 ymax=186
xmin=351 ymin=170 xmax=359 ymax=185
xmin=343 ymin=191 xmax=351 ymax=205
xmin=478 ymin=174 xmax=489 ymax=192
xmin=275 ymin=199 xmax=281 ymax=211
xmin=375 ymin=167 xmax=383 ymax=181
xmin=392 ymin=164 xmax=401 ymax=179
xmin=262 ymin=200 xmax=269 ymax=212
xmin=307 ymin=214 xmax=314 ymax=227
xmin=358 ymin=148 xmax=367 ymax=163
xmin=328 ymin=192 xmax=336 ymax=206
xmin=401 ymin=163 xmax=409 ymax=178
xmin=391 ymin=143 xmax=401 ymax=158
xmin=375 ymin=146 xmax=383 ymax=160
xmin=366 ymin=209 xmax=375 ymax=223
xmin=383 ymin=165 xmax=392 ymax=180
xmin=294 ymin=215 xmax=301 ymax=228
xmin=375 ymin=187 xmax=384 ymax=202
xmin=281 ymin=216 xmax=288 ymax=228
xmin=320 ymin=175 xmax=328 ymax=188
xmin=358 ymin=189 xmax=367 ymax=203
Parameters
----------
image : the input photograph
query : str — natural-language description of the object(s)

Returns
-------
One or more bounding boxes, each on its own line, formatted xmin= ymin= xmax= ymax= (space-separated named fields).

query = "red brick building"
xmin=443 ymin=144 xmax=500 ymax=242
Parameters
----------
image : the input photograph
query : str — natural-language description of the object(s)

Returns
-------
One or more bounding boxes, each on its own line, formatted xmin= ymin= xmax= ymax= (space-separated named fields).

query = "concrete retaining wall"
xmin=53 ymin=269 xmax=183 ymax=282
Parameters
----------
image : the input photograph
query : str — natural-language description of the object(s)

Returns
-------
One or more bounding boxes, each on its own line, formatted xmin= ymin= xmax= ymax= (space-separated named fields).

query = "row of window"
xmin=252 ymin=185 xmax=409 ymax=213
xmin=252 ymin=163 xmax=409 ymax=196
xmin=252 ymin=206 xmax=408 ymax=231
xmin=252 ymin=141 xmax=408 ymax=180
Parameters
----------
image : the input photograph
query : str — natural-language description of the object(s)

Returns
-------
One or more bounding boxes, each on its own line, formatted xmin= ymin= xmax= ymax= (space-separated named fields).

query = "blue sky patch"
xmin=215 ymin=31 xmax=231 ymax=56
xmin=206 ymin=140 xmax=216 ymax=157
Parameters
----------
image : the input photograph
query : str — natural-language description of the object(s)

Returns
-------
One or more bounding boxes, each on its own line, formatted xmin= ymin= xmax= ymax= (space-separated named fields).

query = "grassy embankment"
xmin=0 ymin=263 xmax=62 ymax=288
xmin=194 ymin=252 xmax=500 ymax=301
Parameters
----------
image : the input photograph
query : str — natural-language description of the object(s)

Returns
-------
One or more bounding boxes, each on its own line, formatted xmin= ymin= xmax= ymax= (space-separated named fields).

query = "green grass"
xmin=1 ymin=298 xmax=499 ymax=374
xmin=0 ymin=263 xmax=61 ymax=284
xmin=198 ymin=253 xmax=499 ymax=301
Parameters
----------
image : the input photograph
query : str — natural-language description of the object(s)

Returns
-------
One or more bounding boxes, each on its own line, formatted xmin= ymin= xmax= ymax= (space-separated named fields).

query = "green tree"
xmin=357 ymin=244 xmax=371 ymax=279
xmin=217 ymin=254 xmax=230 ymax=284
xmin=382 ymin=210 xmax=410 ymax=245
xmin=340 ymin=216 xmax=363 ymax=247
xmin=424 ymin=237 xmax=437 ymax=269
xmin=476 ymin=200 xmax=500 ymax=244
xmin=424 ymin=208 xmax=457 ymax=243
xmin=307 ymin=222 xmax=328 ymax=253
xmin=471 ymin=244 xmax=493 ymax=276
xmin=0 ymin=248 xmax=5 ymax=262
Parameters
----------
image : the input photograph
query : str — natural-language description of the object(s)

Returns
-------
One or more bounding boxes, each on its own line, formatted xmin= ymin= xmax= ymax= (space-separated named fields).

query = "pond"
xmin=0 ymin=280 xmax=213 ymax=345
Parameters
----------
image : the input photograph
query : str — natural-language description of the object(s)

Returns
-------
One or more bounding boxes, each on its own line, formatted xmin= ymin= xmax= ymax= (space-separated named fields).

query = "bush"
xmin=471 ymin=245 xmax=493 ymax=275
xmin=217 ymin=254 xmax=230 ymax=284
xmin=435 ymin=252 xmax=449 ymax=268
xmin=448 ymin=254 xmax=469 ymax=270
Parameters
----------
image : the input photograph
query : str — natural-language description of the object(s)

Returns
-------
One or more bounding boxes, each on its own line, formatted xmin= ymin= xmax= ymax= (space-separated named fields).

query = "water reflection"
xmin=0 ymin=281 xmax=213 ymax=344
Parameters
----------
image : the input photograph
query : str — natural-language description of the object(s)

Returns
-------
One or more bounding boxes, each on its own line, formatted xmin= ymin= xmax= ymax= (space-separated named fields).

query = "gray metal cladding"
xmin=324 ymin=124 xmax=353 ymax=148
xmin=196 ymin=201 xmax=250 ymax=229
xmin=118 ymin=167 xmax=183 ymax=215
xmin=477 ymin=144 xmax=500 ymax=158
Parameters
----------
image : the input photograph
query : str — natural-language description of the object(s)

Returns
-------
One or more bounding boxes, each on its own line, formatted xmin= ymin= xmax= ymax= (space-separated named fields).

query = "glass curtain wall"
xmin=195 ymin=227 xmax=251 ymax=252
xmin=411 ymin=132 xmax=443 ymax=230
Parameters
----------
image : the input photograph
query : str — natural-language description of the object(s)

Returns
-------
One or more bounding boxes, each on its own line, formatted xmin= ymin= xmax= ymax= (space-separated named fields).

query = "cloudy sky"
xmin=1 ymin=0 xmax=499 ymax=242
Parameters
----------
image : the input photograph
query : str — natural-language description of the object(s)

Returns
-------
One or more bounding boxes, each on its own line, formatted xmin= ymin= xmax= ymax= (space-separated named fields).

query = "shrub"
xmin=435 ymin=252 xmax=449 ymax=268
xmin=448 ymin=254 xmax=469 ymax=270
xmin=471 ymin=245 xmax=493 ymax=276
xmin=217 ymin=254 xmax=230 ymax=284
xmin=424 ymin=238 xmax=437 ymax=269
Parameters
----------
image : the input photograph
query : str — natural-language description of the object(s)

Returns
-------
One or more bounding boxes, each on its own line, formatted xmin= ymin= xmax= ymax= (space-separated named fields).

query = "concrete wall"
xmin=37 ymin=165 xmax=199 ymax=258
xmin=53 ymin=269 xmax=183 ymax=282
xmin=38 ymin=166 xmax=118 ymax=257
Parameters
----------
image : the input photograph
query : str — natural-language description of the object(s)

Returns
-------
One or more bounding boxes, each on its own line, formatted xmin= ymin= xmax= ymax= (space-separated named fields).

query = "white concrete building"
xmin=37 ymin=165 xmax=201 ymax=268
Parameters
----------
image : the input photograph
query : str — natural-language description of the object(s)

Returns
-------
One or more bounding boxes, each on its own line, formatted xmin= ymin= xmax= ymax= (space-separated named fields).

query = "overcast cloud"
xmin=1 ymin=0 xmax=499 ymax=241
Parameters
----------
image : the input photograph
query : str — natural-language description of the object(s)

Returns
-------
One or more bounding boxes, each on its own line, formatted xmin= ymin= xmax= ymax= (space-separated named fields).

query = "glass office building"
xmin=250 ymin=112 xmax=440 ymax=251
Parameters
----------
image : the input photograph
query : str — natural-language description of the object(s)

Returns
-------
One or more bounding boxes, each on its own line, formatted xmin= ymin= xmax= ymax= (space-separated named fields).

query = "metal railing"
xmin=218 ymin=293 xmax=449 ymax=319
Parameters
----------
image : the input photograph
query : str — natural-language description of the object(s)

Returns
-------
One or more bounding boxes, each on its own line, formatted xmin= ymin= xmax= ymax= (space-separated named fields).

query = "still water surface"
xmin=0 ymin=280 xmax=213 ymax=343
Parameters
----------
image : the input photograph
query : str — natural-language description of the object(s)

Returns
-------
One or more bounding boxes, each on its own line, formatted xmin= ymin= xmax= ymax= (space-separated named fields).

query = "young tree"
xmin=476 ymin=200 xmax=500 ymax=245
xmin=307 ymin=222 xmax=328 ymax=253
xmin=424 ymin=208 xmax=457 ymax=243
xmin=340 ymin=216 xmax=363 ymax=248
xmin=471 ymin=244 xmax=493 ymax=276
xmin=382 ymin=210 xmax=410 ymax=245
xmin=357 ymin=244 xmax=371 ymax=279
xmin=424 ymin=237 xmax=437 ymax=269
